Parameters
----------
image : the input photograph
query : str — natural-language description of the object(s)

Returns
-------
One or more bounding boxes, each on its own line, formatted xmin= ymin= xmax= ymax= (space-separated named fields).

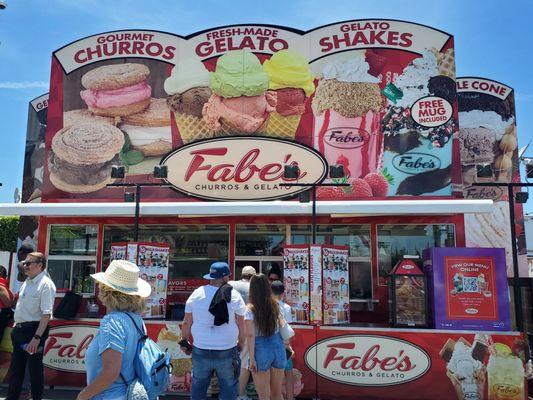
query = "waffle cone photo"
xmin=174 ymin=112 xmax=214 ymax=144
xmin=446 ymin=366 xmax=486 ymax=400
xmin=438 ymin=48 xmax=455 ymax=79
xmin=215 ymin=119 xmax=268 ymax=137
xmin=265 ymin=112 xmax=300 ymax=140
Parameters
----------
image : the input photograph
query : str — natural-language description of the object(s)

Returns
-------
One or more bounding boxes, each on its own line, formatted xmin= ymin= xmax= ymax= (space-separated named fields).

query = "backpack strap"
xmin=119 ymin=312 xmax=147 ymax=385
xmin=122 ymin=311 xmax=148 ymax=340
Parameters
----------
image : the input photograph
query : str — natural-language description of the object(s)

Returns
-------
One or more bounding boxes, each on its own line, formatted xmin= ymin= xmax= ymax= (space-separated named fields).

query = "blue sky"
xmin=0 ymin=0 xmax=532 ymax=211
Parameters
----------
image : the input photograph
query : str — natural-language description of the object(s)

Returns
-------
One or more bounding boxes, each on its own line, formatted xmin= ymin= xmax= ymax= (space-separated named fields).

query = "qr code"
xmin=463 ymin=277 xmax=479 ymax=293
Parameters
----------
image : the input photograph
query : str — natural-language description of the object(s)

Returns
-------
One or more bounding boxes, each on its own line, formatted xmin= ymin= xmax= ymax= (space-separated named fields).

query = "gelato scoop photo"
xmin=202 ymin=50 xmax=276 ymax=135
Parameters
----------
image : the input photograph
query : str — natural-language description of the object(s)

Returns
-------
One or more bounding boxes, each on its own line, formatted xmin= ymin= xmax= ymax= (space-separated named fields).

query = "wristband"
xmin=33 ymin=334 xmax=41 ymax=340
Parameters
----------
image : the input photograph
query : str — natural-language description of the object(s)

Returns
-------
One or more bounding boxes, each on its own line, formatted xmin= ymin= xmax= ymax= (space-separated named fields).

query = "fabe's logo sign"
xmin=392 ymin=152 xmax=441 ymax=175
xmin=324 ymin=127 xmax=370 ymax=149
xmin=43 ymin=325 xmax=98 ymax=373
xmin=162 ymin=136 xmax=328 ymax=201
xmin=305 ymin=335 xmax=431 ymax=386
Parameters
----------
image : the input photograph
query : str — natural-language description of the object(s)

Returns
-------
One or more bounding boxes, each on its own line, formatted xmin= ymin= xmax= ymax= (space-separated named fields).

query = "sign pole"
xmin=134 ymin=184 xmax=141 ymax=242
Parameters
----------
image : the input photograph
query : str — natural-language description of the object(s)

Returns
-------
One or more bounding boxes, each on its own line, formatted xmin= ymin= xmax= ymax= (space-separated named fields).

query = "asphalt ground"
xmin=0 ymin=387 xmax=189 ymax=399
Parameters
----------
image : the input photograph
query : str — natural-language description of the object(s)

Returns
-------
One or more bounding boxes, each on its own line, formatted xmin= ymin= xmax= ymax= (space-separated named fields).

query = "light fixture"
xmin=124 ymin=192 xmax=135 ymax=202
xmin=476 ymin=163 xmax=493 ymax=178
xmin=515 ymin=192 xmax=529 ymax=204
xmin=111 ymin=165 xmax=125 ymax=179
xmin=283 ymin=165 xmax=300 ymax=179
xmin=329 ymin=165 xmax=345 ymax=179
xmin=298 ymin=190 xmax=310 ymax=203
xmin=153 ymin=165 xmax=168 ymax=179
xmin=0 ymin=2 xmax=7 ymax=10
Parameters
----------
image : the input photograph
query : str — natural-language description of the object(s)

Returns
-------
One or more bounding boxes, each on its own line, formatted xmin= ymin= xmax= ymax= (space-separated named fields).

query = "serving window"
xmin=47 ymin=225 xmax=98 ymax=294
xmin=377 ymin=224 xmax=455 ymax=286
xmin=102 ymin=224 xmax=229 ymax=280
xmin=291 ymin=225 xmax=373 ymax=300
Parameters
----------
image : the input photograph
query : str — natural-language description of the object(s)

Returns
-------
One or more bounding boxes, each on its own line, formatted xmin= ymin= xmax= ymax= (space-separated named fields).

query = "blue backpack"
xmin=122 ymin=312 xmax=172 ymax=400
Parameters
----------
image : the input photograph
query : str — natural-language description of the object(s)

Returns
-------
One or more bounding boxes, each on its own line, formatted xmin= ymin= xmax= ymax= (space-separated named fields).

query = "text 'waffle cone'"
xmin=174 ymin=112 xmax=214 ymax=144
xmin=438 ymin=48 xmax=456 ymax=79
xmin=265 ymin=112 xmax=300 ymax=140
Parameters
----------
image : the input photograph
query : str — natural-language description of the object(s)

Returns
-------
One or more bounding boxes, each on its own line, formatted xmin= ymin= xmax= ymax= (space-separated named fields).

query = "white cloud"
xmin=0 ymin=81 xmax=49 ymax=89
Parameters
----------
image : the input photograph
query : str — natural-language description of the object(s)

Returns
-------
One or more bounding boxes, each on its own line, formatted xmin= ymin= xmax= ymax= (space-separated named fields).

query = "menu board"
xmin=423 ymin=247 xmax=510 ymax=331
xmin=110 ymin=241 xmax=170 ymax=318
xmin=322 ymin=246 xmax=350 ymax=325
xmin=110 ymin=244 xmax=127 ymax=261
xmin=309 ymin=245 xmax=323 ymax=325
xmin=283 ymin=245 xmax=310 ymax=324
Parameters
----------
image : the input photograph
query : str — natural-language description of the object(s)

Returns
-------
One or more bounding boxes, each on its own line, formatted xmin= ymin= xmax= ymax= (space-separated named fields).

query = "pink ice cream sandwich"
xmin=80 ymin=63 xmax=152 ymax=117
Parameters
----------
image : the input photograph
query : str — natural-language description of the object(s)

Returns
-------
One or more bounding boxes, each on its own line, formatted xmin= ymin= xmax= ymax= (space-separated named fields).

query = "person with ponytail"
xmin=244 ymin=274 xmax=287 ymax=400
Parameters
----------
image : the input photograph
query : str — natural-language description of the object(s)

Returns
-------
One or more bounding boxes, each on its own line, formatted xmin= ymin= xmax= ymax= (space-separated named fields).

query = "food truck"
xmin=0 ymin=19 xmax=529 ymax=399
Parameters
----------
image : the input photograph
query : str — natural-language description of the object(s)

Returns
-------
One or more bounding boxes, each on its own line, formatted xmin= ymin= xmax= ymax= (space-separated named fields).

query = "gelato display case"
xmin=388 ymin=258 xmax=429 ymax=328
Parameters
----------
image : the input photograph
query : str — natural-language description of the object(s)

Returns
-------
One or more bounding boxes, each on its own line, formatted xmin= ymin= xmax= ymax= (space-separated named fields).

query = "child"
xmin=271 ymin=280 xmax=295 ymax=400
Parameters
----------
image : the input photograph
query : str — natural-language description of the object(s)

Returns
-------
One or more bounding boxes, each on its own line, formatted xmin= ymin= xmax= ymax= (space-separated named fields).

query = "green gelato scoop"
xmin=210 ymin=50 xmax=269 ymax=98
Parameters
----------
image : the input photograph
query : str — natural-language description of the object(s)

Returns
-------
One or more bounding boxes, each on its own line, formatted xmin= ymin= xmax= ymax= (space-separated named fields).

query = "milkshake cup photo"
xmin=381 ymin=49 xmax=457 ymax=196
xmin=312 ymin=52 xmax=384 ymax=183
xmin=487 ymin=345 xmax=525 ymax=400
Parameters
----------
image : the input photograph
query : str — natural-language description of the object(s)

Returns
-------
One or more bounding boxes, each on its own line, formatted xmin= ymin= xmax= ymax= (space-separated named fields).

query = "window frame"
xmin=375 ymin=223 xmax=457 ymax=287
xmin=101 ymin=223 xmax=231 ymax=280
xmin=46 ymin=224 xmax=99 ymax=297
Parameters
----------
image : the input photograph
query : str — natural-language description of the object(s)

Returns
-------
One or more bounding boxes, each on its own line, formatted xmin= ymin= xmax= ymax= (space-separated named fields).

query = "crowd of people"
xmin=180 ymin=262 xmax=295 ymax=400
xmin=0 ymin=256 xmax=295 ymax=400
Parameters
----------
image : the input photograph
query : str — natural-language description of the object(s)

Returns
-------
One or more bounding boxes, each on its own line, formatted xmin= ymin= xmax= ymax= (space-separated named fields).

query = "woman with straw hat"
xmin=76 ymin=259 xmax=151 ymax=400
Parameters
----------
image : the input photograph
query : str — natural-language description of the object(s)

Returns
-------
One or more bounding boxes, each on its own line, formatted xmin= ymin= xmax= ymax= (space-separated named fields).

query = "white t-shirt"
xmin=279 ymin=300 xmax=292 ymax=323
xmin=244 ymin=306 xmax=284 ymax=337
xmin=185 ymin=284 xmax=246 ymax=350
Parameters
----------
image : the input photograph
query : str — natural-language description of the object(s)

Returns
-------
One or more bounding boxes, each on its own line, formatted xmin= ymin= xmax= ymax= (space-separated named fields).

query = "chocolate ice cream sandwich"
xmin=49 ymin=123 xmax=125 ymax=193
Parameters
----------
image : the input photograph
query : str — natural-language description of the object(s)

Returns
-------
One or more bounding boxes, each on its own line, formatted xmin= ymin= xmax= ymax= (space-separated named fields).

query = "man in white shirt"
xmin=181 ymin=262 xmax=246 ymax=400
xmin=7 ymin=252 xmax=56 ymax=400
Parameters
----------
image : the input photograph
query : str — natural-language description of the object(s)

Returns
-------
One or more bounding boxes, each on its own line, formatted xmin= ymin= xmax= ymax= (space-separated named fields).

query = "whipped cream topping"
xmin=322 ymin=53 xmax=380 ymax=83
xmin=394 ymin=49 xmax=438 ymax=108
xmin=459 ymin=110 xmax=514 ymax=139
xmin=447 ymin=341 xmax=483 ymax=399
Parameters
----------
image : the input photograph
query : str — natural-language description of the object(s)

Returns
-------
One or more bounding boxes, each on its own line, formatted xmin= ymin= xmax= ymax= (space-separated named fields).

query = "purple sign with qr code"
xmin=423 ymin=247 xmax=511 ymax=331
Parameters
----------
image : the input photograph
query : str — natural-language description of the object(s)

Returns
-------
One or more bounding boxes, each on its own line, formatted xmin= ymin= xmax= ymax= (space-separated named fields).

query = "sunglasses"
xmin=22 ymin=260 xmax=40 ymax=267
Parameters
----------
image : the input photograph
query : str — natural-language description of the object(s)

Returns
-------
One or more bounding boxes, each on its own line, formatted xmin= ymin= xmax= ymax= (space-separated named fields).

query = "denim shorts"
xmin=254 ymin=332 xmax=287 ymax=371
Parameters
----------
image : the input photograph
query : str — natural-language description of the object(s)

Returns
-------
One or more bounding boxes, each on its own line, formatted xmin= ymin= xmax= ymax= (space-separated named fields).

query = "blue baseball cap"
xmin=203 ymin=261 xmax=230 ymax=280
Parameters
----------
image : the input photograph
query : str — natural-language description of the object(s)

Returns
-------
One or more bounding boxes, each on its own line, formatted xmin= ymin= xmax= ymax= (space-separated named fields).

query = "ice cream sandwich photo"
xmin=80 ymin=63 xmax=152 ymax=117
xmin=118 ymin=98 xmax=172 ymax=174
xmin=49 ymin=123 xmax=125 ymax=193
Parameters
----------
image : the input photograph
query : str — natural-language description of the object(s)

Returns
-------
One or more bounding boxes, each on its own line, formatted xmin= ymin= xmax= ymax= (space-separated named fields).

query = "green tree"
xmin=0 ymin=216 xmax=20 ymax=252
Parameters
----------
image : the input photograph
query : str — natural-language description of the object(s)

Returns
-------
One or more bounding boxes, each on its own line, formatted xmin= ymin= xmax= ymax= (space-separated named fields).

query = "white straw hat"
xmin=91 ymin=259 xmax=151 ymax=298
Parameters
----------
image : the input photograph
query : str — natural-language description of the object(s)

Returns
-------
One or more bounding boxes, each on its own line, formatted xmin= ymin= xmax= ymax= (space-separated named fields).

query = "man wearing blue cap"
xmin=180 ymin=261 xmax=246 ymax=400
